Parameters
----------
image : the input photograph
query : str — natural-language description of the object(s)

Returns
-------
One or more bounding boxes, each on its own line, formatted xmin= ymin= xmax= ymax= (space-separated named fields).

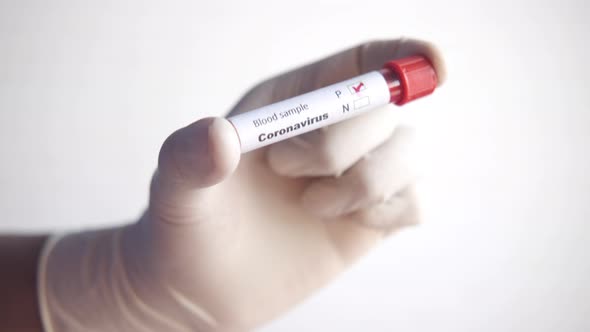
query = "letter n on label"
xmin=342 ymin=104 xmax=350 ymax=113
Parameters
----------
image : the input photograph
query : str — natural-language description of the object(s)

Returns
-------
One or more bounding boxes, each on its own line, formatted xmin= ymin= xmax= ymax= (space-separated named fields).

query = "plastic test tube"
xmin=228 ymin=56 xmax=438 ymax=153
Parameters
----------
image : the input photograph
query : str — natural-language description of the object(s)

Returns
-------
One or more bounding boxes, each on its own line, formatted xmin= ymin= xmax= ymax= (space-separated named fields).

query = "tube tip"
xmin=384 ymin=56 xmax=438 ymax=105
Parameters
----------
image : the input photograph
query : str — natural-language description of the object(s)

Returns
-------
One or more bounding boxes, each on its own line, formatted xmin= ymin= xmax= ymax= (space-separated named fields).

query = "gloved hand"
xmin=39 ymin=39 xmax=446 ymax=332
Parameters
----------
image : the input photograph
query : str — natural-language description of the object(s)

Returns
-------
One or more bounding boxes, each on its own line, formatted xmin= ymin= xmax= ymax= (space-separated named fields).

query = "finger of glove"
xmin=322 ymin=185 xmax=421 ymax=264
xmin=350 ymin=185 xmax=421 ymax=233
xmin=301 ymin=126 xmax=417 ymax=218
xmin=267 ymin=106 xmax=398 ymax=177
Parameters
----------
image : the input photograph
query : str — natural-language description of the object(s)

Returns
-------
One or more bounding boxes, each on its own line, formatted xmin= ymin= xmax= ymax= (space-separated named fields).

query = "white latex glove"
xmin=39 ymin=39 xmax=446 ymax=332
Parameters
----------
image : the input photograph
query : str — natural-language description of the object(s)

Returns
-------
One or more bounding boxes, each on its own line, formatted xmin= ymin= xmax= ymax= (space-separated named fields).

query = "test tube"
xmin=228 ymin=56 xmax=437 ymax=153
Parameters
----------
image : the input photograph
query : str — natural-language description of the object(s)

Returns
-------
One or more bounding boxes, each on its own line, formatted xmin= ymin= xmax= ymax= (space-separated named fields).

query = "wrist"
xmin=39 ymin=227 xmax=155 ymax=331
xmin=0 ymin=235 xmax=46 ymax=331
xmin=39 ymin=222 xmax=220 ymax=332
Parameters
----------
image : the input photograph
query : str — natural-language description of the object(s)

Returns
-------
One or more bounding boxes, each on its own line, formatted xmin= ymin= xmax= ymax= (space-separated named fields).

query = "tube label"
xmin=228 ymin=70 xmax=391 ymax=153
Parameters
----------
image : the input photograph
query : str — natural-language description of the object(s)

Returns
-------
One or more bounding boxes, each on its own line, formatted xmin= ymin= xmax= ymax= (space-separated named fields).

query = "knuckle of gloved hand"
xmin=316 ymin=149 xmax=346 ymax=175
xmin=314 ymin=134 xmax=349 ymax=175
xmin=355 ymin=195 xmax=415 ymax=231
xmin=353 ymin=164 xmax=384 ymax=203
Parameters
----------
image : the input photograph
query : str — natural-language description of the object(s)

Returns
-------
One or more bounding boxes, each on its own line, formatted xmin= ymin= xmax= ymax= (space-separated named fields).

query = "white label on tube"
xmin=228 ymin=71 xmax=390 ymax=153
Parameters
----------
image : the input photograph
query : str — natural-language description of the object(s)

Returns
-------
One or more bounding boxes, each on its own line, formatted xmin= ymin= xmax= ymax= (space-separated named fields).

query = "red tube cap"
xmin=384 ymin=56 xmax=438 ymax=105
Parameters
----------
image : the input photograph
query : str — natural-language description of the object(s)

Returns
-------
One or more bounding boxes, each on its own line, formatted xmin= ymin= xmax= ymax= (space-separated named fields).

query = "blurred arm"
xmin=0 ymin=235 xmax=47 ymax=332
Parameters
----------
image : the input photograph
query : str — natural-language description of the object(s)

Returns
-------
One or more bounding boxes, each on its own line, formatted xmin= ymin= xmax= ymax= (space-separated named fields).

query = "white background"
xmin=1 ymin=0 xmax=589 ymax=331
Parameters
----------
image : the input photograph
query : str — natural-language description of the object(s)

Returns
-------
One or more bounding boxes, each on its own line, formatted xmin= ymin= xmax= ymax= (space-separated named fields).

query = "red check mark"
xmin=352 ymin=82 xmax=364 ymax=93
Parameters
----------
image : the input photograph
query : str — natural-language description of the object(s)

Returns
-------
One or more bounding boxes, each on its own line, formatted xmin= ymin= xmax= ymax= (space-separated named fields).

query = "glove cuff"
xmin=37 ymin=227 xmax=218 ymax=332
xmin=38 ymin=233 xmax=64 ymax=332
